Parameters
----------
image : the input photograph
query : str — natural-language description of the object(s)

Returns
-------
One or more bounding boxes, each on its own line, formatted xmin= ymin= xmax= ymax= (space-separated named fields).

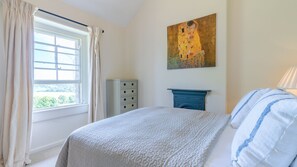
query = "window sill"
xmin=32 ymin=104 xmax=88 ymax=123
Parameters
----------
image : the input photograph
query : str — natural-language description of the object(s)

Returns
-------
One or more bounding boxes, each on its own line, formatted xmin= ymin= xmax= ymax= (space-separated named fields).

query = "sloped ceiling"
xmin=63 ymin=0 xmax=145 ymax=26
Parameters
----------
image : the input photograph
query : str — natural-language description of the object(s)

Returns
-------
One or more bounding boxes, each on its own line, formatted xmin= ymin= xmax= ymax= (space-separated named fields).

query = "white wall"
xmin=227 ymin=0 xmax=297 ymax=112
xmin=21 ymin=0 xmax=127 ymax=154
xmin=125 ymin=0 xmax=227 ymax=113
xmin=30 ymin=111 xmax=88 ymax=153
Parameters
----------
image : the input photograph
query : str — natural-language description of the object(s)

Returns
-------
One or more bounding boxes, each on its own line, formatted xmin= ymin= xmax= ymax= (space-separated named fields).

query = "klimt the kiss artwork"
xmin=167 ymin=13 xmax=216 ymax=69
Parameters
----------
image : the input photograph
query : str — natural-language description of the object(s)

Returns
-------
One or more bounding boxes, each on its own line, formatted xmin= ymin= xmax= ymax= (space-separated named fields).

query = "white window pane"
xmin=56 ymin=37 xmax=77 ymax=49
xmin=58 ymin=53 xmax=79 ymax=65
xmin=33 ymin=84 xmax=80 ymax=110
xmin=58 ymin=70 xmax=80 ymax=80
xmin=34 ymin=62 xmax=55 ymax=69
xmin=34 ymin=69 xmax=56 ymax=80
xmin=34 ymin=32 xmax=55 ymax=45
xmin=58 ymin=64 xmax=79 ymax=70
xmin=33 ymin=23 xmax=85 ymax=111
xmin=34 ymin=50 xmax=55 ymax=63
xmin=58 ymin=47 xmax=78 ymax=55
xmin=35 ymin=43 xmax=55 ymax=52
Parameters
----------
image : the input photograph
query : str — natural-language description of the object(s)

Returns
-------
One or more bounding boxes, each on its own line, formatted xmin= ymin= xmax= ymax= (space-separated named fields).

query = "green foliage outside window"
xmin=33 ymin=95 xmax=76 ymax=110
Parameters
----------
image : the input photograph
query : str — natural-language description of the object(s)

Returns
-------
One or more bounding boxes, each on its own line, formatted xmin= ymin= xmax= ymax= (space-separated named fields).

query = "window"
xmin=33 ymin=20 xmax=88 ymax=111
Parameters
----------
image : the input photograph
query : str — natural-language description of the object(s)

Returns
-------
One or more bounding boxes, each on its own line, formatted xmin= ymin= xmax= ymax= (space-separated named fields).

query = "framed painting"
xmin=167 ymin=13 xmax=216 ymax=69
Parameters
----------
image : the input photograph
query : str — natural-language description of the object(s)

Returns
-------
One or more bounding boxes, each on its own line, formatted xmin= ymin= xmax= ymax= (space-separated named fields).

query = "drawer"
xmin=120 ymin=81 xmax=137 ymax=89
xmin=120 ymin=103 xmax=137 ymax=113
xmin=121 ymin=96 xmax=137 ymax=103
xmin=121 ymin=89 xmax=137 ymax=96
xmin=130 ymin=103 xmax=138 ymax=110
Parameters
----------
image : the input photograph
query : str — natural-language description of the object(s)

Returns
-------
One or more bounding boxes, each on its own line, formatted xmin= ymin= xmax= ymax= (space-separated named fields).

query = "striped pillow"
xmin=291 ymin=157 xmax=297 ymax=167
xmin=255 ymin=88 xmax=287 ymax=103
xmin=231 ymin=91 xmax=297 ymax=167
xmin=230 ymin=88 xmax=271 ymax=128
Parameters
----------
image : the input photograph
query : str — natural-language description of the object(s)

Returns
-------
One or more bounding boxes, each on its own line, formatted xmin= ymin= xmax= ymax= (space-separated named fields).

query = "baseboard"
xmin=29 ymin=139 xmax=65 ymax=164
xmin=30 ymin=139 xmax=65 ymax=155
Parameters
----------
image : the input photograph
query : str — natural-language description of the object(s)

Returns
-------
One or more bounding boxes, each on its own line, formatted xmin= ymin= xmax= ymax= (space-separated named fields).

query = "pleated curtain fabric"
xmin=0 ymin=2 xmax=5 ymax=166
xmin=88 ymin=27 xmax=105 ymax=123
xmin=0 ymin=0 xmax=36 ymax=166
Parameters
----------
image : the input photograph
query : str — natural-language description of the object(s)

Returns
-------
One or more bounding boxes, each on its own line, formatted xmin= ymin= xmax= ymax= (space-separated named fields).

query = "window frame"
xmin=33 ymin=19 xmax=89 ymax=113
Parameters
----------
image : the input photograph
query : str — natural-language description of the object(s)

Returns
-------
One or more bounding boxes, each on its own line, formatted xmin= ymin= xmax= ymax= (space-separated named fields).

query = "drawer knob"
xmin=132 ymin=104 xmax=134 ymax=107
xmin=132 ymin=97 xmax=134 ymax=100
xmin=132 ymin=90 xmax=134 ymax=93
xmin=132 ymin=83 xmax=134 ymax=86
xmin=124 ymin=91 xmax=126 ymax=93
xmin=124 ymin=83 xmax=126 ymax=86
xmin=124 ymin=106 xmax=126 ymax=108
xmin=124 ymin=98 xmax=126 ymax=101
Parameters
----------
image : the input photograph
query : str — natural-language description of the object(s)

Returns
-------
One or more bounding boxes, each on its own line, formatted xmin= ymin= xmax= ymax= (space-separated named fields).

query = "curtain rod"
xmin=38 ymin=9 xmax=105 ymax=33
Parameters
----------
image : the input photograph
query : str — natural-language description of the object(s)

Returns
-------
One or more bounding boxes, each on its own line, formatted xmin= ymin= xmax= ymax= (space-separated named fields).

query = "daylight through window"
xmin=33 ymin=21 xmax=86 ymax=111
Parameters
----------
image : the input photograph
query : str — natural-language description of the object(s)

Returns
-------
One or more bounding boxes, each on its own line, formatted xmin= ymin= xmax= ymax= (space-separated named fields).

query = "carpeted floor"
xmin=27 ymin=156 xmax=58 ymax=167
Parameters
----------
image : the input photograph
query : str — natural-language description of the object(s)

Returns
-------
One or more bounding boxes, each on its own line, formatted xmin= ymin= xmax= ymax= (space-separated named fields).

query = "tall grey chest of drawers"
xmin=106 ymin=79 xmax=138 ymax=117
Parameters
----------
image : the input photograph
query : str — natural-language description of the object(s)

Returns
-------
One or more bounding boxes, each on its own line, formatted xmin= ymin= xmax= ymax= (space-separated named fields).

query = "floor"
xmin=27 ymin=146 xmax=61 ymax=167
xmin=27 ymin=156 xmax=57 ymax=167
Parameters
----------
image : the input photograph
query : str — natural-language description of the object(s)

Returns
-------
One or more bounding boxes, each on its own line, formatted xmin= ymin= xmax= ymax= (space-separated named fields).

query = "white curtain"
xmin=88 ymin=27 xmax=104 ymax=123
xmin=0 ymin=2 xmax=5 ymax=166
xmin=0 ymin=0 xmax=36 ymax=166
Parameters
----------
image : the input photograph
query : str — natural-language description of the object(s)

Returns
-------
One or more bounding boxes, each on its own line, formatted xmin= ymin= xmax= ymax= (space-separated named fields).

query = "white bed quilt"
xmin=56 ymin=107 xmax=229 ymax=167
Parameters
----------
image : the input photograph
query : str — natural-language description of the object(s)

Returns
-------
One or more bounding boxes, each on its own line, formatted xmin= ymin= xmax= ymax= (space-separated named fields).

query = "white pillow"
xmin=291 ymin=157 xmax=297 ymax=167
xmin=255 ymin=88 xmax=288 ymax=103
xmin=231 ymin=92 xmax=297 ymax=167
xmin=230 ymin=88 xmax=271 ymax=128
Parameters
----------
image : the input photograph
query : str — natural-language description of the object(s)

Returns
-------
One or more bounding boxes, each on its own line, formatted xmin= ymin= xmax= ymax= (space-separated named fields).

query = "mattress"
xmin=205 ymin=124 xmax=236 ymax=167
xmin=56 ymin=107 xmax=231 ymax=167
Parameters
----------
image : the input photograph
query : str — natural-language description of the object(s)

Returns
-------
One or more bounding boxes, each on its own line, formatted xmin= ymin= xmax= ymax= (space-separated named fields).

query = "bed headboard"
xmin=168 ymin=89 xmax=211 ymax=111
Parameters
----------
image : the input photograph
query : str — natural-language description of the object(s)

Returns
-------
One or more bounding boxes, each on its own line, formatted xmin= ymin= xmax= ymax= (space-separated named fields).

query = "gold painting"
xmin=167 ymin=14 xmax=216 ymax=69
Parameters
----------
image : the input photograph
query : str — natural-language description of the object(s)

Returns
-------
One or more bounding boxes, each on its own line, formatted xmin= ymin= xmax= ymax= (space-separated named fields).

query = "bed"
xmin=55 ymin=107 xmax=233 ymax=167
xmin=55 ymin=88 xmax=297 ymax=167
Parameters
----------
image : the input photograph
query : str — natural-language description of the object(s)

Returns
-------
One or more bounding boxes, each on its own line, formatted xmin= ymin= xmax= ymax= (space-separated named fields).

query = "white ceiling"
xmin=63 ymin=0 xmax=145 ymax=26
